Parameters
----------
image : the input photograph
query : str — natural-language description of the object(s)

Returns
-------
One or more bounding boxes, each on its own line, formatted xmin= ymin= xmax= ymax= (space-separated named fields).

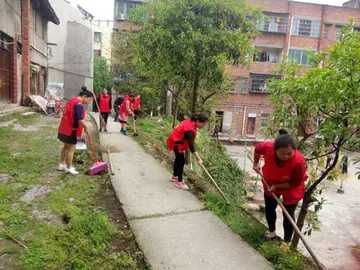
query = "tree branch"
xmin=307 ymin=137 xmax=344 ymax=195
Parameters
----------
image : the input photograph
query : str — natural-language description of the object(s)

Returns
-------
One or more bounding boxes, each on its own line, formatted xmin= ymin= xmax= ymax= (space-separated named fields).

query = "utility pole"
xmin=21 ymin=0 xmax=31 ymax=102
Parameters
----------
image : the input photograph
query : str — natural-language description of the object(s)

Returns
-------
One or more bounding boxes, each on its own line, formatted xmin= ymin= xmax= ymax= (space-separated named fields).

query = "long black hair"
xmin=190 ymin=114 xmax=209 ymax=123
xmin=274 ymin=129 xmax=295 ymax=150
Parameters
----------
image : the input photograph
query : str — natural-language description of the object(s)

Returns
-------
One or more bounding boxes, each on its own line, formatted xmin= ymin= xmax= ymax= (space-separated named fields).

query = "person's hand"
xmin=253 ymin=164 xmax=261 ymax=173
xmin=268 ymin=185 xmax=277 ymax=192
xmin=197 ymin=158 xmax=203 ymax=167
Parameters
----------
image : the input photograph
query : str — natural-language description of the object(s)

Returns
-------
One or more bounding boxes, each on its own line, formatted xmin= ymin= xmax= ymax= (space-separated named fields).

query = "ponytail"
xmin=190 ymin=114 xmax=209 ymax=123
xmin=274 ymin=129 xmax=295 ymax=150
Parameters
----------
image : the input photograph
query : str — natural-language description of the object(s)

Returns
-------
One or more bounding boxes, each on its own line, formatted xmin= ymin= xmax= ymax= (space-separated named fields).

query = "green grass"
xmin=0 ymin=114 xmax=147 ymax=270
xmin=134 ymin=117 xmax=316 ymax=270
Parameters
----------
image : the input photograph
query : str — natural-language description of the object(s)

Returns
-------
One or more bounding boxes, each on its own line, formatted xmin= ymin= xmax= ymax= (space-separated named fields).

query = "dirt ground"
xmin=0 ymin=112 xmax=148 ymax=269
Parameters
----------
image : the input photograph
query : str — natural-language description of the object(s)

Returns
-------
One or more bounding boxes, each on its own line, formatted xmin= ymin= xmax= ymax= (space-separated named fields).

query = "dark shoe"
xmin=104 ymin=129 xmax=108 ymax=132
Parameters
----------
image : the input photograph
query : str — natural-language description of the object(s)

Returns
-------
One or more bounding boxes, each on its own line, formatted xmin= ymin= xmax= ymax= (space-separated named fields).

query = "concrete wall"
xmin=0 ymin=0 xmax=21 ymax=38
xmin=48 ymin=0 xmax=93 ymax=99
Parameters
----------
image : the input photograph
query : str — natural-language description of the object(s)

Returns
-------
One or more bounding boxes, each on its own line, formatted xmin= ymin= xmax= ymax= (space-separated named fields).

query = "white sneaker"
xmin=58 ymin=164 xmax=67 ymax=171
xmin=66 ymin=167 xmax=79 ymax=175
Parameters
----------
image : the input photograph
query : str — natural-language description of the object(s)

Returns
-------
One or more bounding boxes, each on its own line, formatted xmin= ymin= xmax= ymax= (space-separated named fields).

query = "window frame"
xmin=249 ymin=73 xmax=280 ymax=93
xmin=287 ymin=49 xmax=315 ymax=66
xmin=291 ymin=18 xmax=321 ymax=38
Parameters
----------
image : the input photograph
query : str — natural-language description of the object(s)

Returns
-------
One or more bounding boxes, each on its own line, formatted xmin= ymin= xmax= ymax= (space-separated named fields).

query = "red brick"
xmin=22 ymin=0 xmax=31 ymax=98
xmin=219 ymin=0 xmax=360 ymax=137
xmin=10 ymin=38 xmax=18 ymax=103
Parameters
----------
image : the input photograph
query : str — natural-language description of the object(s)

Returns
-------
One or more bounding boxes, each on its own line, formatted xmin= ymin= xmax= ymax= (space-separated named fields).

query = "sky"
xmin=68 ymin=0 xmax=347 ymax=20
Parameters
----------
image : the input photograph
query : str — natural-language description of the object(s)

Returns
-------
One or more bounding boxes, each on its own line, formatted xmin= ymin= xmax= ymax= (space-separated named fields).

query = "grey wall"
xmin=0 ymin=0 xmax=21 ymax=38
xmin=48 ymin=0 xmax=93 ymax=99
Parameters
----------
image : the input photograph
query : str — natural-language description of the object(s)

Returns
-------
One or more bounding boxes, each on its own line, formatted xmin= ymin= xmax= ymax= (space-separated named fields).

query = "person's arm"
xmin=126 ymin=100 xmax=133 ymax=115
xmin=271 ymin=160 xmax=306 ymax=191
xmin=253 ymin=142 xmax=268 ymax=172
xmin=75 ymin=104 xmax=88 ymax=133
xmin=184 ymin=131 xmax=203 ymax=166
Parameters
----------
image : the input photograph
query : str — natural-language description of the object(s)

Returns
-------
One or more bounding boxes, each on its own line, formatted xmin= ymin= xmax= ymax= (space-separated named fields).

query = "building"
xmin=215 ymin=0 xmax=360 ymax=138
xmin=93 ymin=20 xmax=114 ymax=65
xmin=47 ymin=0 xmax=93 ymax=99
xmin=0 ymin=0 xmax=59 ymax=104
xmin=113 ymin=0 xmax=143 ymax=31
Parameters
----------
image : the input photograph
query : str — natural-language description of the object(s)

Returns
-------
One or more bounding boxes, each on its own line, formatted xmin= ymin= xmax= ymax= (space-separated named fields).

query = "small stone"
xmin=68 ymin=198 xmax=75 ymax=203
xmin=22 ymin=112 xmax=35 ymax=116
xmin=0 ymin=174 xmax=12 ymax=183
xmin=11 ymin=152 xmax=21 ymax=157
xmin=0 ymin=221 xmax=4 ymax=227
xmin=245 ymin=203 xmax=261 ymax=212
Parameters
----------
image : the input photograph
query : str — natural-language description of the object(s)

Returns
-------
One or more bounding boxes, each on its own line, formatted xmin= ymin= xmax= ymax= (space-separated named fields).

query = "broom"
xmin=85 ymin=130 xmax=108 ymax=175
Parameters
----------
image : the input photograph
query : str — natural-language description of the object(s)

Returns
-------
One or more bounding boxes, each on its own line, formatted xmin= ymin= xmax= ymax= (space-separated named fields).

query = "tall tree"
xmin=93 ymin=56 xmax=113 ymax=93
xmin=130 ymin=0 xmax=260 ymax=115
xmin=267 ymin=22 xmax=360 ymax=248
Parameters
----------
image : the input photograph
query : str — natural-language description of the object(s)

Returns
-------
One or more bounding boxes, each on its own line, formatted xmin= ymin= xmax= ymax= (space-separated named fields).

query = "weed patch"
xmin=134 ymin=117 xmax=316 ymax=270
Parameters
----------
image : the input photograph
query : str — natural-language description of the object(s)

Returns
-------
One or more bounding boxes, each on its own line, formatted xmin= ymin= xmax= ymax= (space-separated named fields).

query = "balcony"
xmin=253 ymin=47 xmax=282 ymax=64
xmin=256 ymin=13 xmax=288 ymax=34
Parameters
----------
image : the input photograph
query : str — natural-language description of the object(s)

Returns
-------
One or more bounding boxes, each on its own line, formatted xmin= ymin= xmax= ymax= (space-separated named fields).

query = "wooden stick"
xmin=91 ymin=92 xmax=106 ymax=127
xmin=258 ymin=172 xmax=326 ymax=270
xmin=200 ymin=164 xmax=230 ymax=204
xmin=1 ymin=230 xmax=28 ymax=249
xmin=107 ymin=148 xmax=115 ymax=175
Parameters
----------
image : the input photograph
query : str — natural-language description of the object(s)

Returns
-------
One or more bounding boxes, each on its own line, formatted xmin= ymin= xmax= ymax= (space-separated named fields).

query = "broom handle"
xmin=85 ymin=130 xmax=99 ymax=163
xmin=200 ymin=164 xmax=230 ymax=204
xmin=258 ymin=171 xmax=325 ymax=270
xmin=92 ymin=93 xmax=105 ymax=124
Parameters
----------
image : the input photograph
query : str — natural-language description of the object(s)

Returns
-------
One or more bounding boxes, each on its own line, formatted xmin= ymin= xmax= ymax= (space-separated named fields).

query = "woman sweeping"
xmin=166 ymin=114 xmax=208 ymax=190
xmin=118 ymin=94 xmax=134 ymax=135
xmin=253 ymin=130 xmax=307 ymax=243
xmin=58 ymin=88 xmax=93 ymax=175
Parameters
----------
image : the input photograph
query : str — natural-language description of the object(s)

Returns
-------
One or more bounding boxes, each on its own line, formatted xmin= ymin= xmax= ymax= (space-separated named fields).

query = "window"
xmin=257 ymin=13 xmax=288 ymax=33
xmin=292 ymin=18 xmax=321 ymax=37
xmin=260 ymin=114 xmax=270 ymax=127
xmin=288 ymin=49 xmax=315 ymax=66
xmin=324 ymin=24 xmax=331 ymax=39
xmin=94 ymin=49 xmax=102 ymax=56
xmin=335 ymin=26 xmax=344 ymax=40
xmin=247 ymin=114 xmax=256 ymax=135
xmin=116 ymin=1 xmax=142 ymax=19
xmin=94 ymin=32 xmax=102 ymax=43
xmin=230 ymin=77 xmax=248 ymax=93
xmin=250 ymin=74 xmax=280 ymax=93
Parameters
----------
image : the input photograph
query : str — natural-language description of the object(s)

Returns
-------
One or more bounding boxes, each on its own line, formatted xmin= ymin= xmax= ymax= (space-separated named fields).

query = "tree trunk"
xmin=291 ymin=192 xmax=311 ymax=248
xmin=166 ymin=89 xmax=173 ymax=116
xmin=191 ymin=71 xmax=200 ymax=115
xmin=172 ymin=96 xmax=178 ymax=129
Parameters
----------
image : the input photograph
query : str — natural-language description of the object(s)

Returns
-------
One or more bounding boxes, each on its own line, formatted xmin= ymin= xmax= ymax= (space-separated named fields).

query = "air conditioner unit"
xmin=116 ymin=13 xmax=125 ymax=20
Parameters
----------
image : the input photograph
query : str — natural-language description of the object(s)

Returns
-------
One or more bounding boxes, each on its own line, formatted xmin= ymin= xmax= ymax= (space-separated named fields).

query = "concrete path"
xmin=89 ymin=112 xmax=272 ymax=270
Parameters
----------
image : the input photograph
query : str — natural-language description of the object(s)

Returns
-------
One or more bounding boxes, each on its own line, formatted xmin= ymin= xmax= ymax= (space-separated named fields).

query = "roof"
xmin=31 ymin=0 xmax=60 ymax=25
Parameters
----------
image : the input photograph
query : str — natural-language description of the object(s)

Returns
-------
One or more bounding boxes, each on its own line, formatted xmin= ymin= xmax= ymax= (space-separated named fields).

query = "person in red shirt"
xmin=131 ymin=94 xmax=141 ymax=120
xmin=97 ymin=88 xmax=112 ymax=132
xmin=166 ymin=114 xmax=208 ymax=190
xmin=119 ymin=94 xmax=135 ymax=135
xmin=58 ymin=88 xmax=92 ymax=175
xmin=253 ymin=129 xmax=307 ymax=243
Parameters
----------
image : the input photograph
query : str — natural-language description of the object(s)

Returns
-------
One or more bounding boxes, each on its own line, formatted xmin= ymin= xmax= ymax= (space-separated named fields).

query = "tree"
xmin=267 ymin=22 xmax=360 ymax=248
xmin=93 ymin=56 xmax=113 ymax=93
xmin=130 ymin=0 xmax=261 ymax=115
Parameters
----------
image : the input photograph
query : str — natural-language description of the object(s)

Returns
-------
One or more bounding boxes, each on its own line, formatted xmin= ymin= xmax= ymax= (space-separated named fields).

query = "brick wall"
xmin=218 ymin=0 xmax=360 ymax=137
xmin=22 ymin=0 xmax=31 ymax=98
xmin=10 ymin=38 xmax=18 ymax=103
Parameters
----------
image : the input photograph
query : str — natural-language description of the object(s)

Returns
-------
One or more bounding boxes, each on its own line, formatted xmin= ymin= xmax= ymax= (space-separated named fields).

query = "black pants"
xmin=114 ymin=107 xmax=119 ymax=122
xmin=173 ymin=146 xmax=185 ymax=182
xmin=134 ymin=110 xmax=139 ymax=120
xmin=100 ymin=112 xmax=109 ymax=123
xmin=264 ymin=193 xmax=297 ymax=242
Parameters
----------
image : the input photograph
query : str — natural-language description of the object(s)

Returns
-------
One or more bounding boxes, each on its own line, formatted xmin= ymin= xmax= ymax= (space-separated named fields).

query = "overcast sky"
xmin=68 ymin=0 xmax=347 ymax=20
